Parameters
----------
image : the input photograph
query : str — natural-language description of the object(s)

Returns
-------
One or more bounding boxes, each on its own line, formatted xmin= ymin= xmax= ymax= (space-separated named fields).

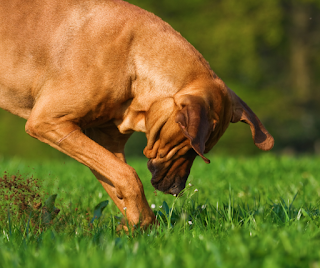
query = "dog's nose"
xmin=166 ymin=181 xmax=186 ymax=195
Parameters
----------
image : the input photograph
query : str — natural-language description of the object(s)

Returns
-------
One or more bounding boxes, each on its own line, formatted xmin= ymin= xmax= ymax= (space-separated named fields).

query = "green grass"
xmin=1 ymin=154 xmax=320 ymax=268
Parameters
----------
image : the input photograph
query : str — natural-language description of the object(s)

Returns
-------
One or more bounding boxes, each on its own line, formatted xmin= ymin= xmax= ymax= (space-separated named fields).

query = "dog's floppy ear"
xmin=175 ymin=95 xmax=211 ymax=164
xmin=229 ymin=89 xmax=274 ymax=151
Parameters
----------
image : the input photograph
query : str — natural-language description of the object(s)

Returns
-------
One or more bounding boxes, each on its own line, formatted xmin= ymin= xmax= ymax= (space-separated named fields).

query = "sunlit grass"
xmin=1 ymin=154 xmax=320 ymax=268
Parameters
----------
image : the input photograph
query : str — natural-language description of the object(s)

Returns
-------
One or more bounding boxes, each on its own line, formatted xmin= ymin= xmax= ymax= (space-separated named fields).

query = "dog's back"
xmin=0 ymin=0 xmax=212 ymax=121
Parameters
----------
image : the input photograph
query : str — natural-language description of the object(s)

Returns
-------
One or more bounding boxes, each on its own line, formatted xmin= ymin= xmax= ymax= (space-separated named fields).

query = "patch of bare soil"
xmin=0 ymin=172 xmax=60 ymax=231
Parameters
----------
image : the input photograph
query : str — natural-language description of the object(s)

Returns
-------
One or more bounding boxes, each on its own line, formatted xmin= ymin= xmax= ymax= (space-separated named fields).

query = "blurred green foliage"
xmin=0 ymin=0 xmax=319 ymax=159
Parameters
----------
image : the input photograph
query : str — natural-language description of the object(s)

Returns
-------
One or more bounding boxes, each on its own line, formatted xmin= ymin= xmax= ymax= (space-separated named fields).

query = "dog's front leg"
xmin=25 ymin=108 xmax=155 ymax=229
xmin=85 ymin=126 xmax=155 ymax=229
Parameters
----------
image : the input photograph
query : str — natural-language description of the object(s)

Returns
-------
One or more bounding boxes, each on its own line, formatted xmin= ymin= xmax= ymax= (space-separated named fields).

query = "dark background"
xmin=0 ymin=0 xmax=319 ymax=159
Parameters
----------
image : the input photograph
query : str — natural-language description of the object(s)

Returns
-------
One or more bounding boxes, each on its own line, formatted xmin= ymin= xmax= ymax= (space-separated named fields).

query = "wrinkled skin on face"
xmin=146 ymin=116 xmax=218 ymax=195
xmin=145 ymin=106 xmax=197 ymax=194
xmin=145 ymin=95 xmax=213 ymax=195
xmin=146 ymin=121 xmax=200 ymax=195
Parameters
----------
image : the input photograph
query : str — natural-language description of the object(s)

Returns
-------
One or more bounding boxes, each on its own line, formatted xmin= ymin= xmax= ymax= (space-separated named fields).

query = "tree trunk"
xmin=289 ymin=1 xmax=311 ymax=104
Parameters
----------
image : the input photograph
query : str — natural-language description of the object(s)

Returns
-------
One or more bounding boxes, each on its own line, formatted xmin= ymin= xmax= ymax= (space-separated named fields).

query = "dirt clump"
xmin=0 ymin=172 xmax=60 ymax=230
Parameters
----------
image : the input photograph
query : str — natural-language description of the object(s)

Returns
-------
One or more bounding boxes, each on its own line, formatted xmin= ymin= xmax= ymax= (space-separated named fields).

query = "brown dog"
xmin=0 ymin=0 xmax=274 ymax=227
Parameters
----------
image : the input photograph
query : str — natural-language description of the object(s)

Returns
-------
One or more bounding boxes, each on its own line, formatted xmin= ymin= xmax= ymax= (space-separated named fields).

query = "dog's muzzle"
xmin=147 ymin=150 xmax=197 ymax=195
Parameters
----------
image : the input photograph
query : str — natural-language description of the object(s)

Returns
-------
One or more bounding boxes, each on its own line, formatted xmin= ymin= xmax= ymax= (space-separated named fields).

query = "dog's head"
xmin=143 ymin=81 xmax=274 ymax=195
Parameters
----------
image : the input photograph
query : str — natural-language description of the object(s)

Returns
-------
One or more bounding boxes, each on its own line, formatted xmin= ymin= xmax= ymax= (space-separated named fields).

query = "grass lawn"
xmin=1 ymin=154 xmax=320 ymax=268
